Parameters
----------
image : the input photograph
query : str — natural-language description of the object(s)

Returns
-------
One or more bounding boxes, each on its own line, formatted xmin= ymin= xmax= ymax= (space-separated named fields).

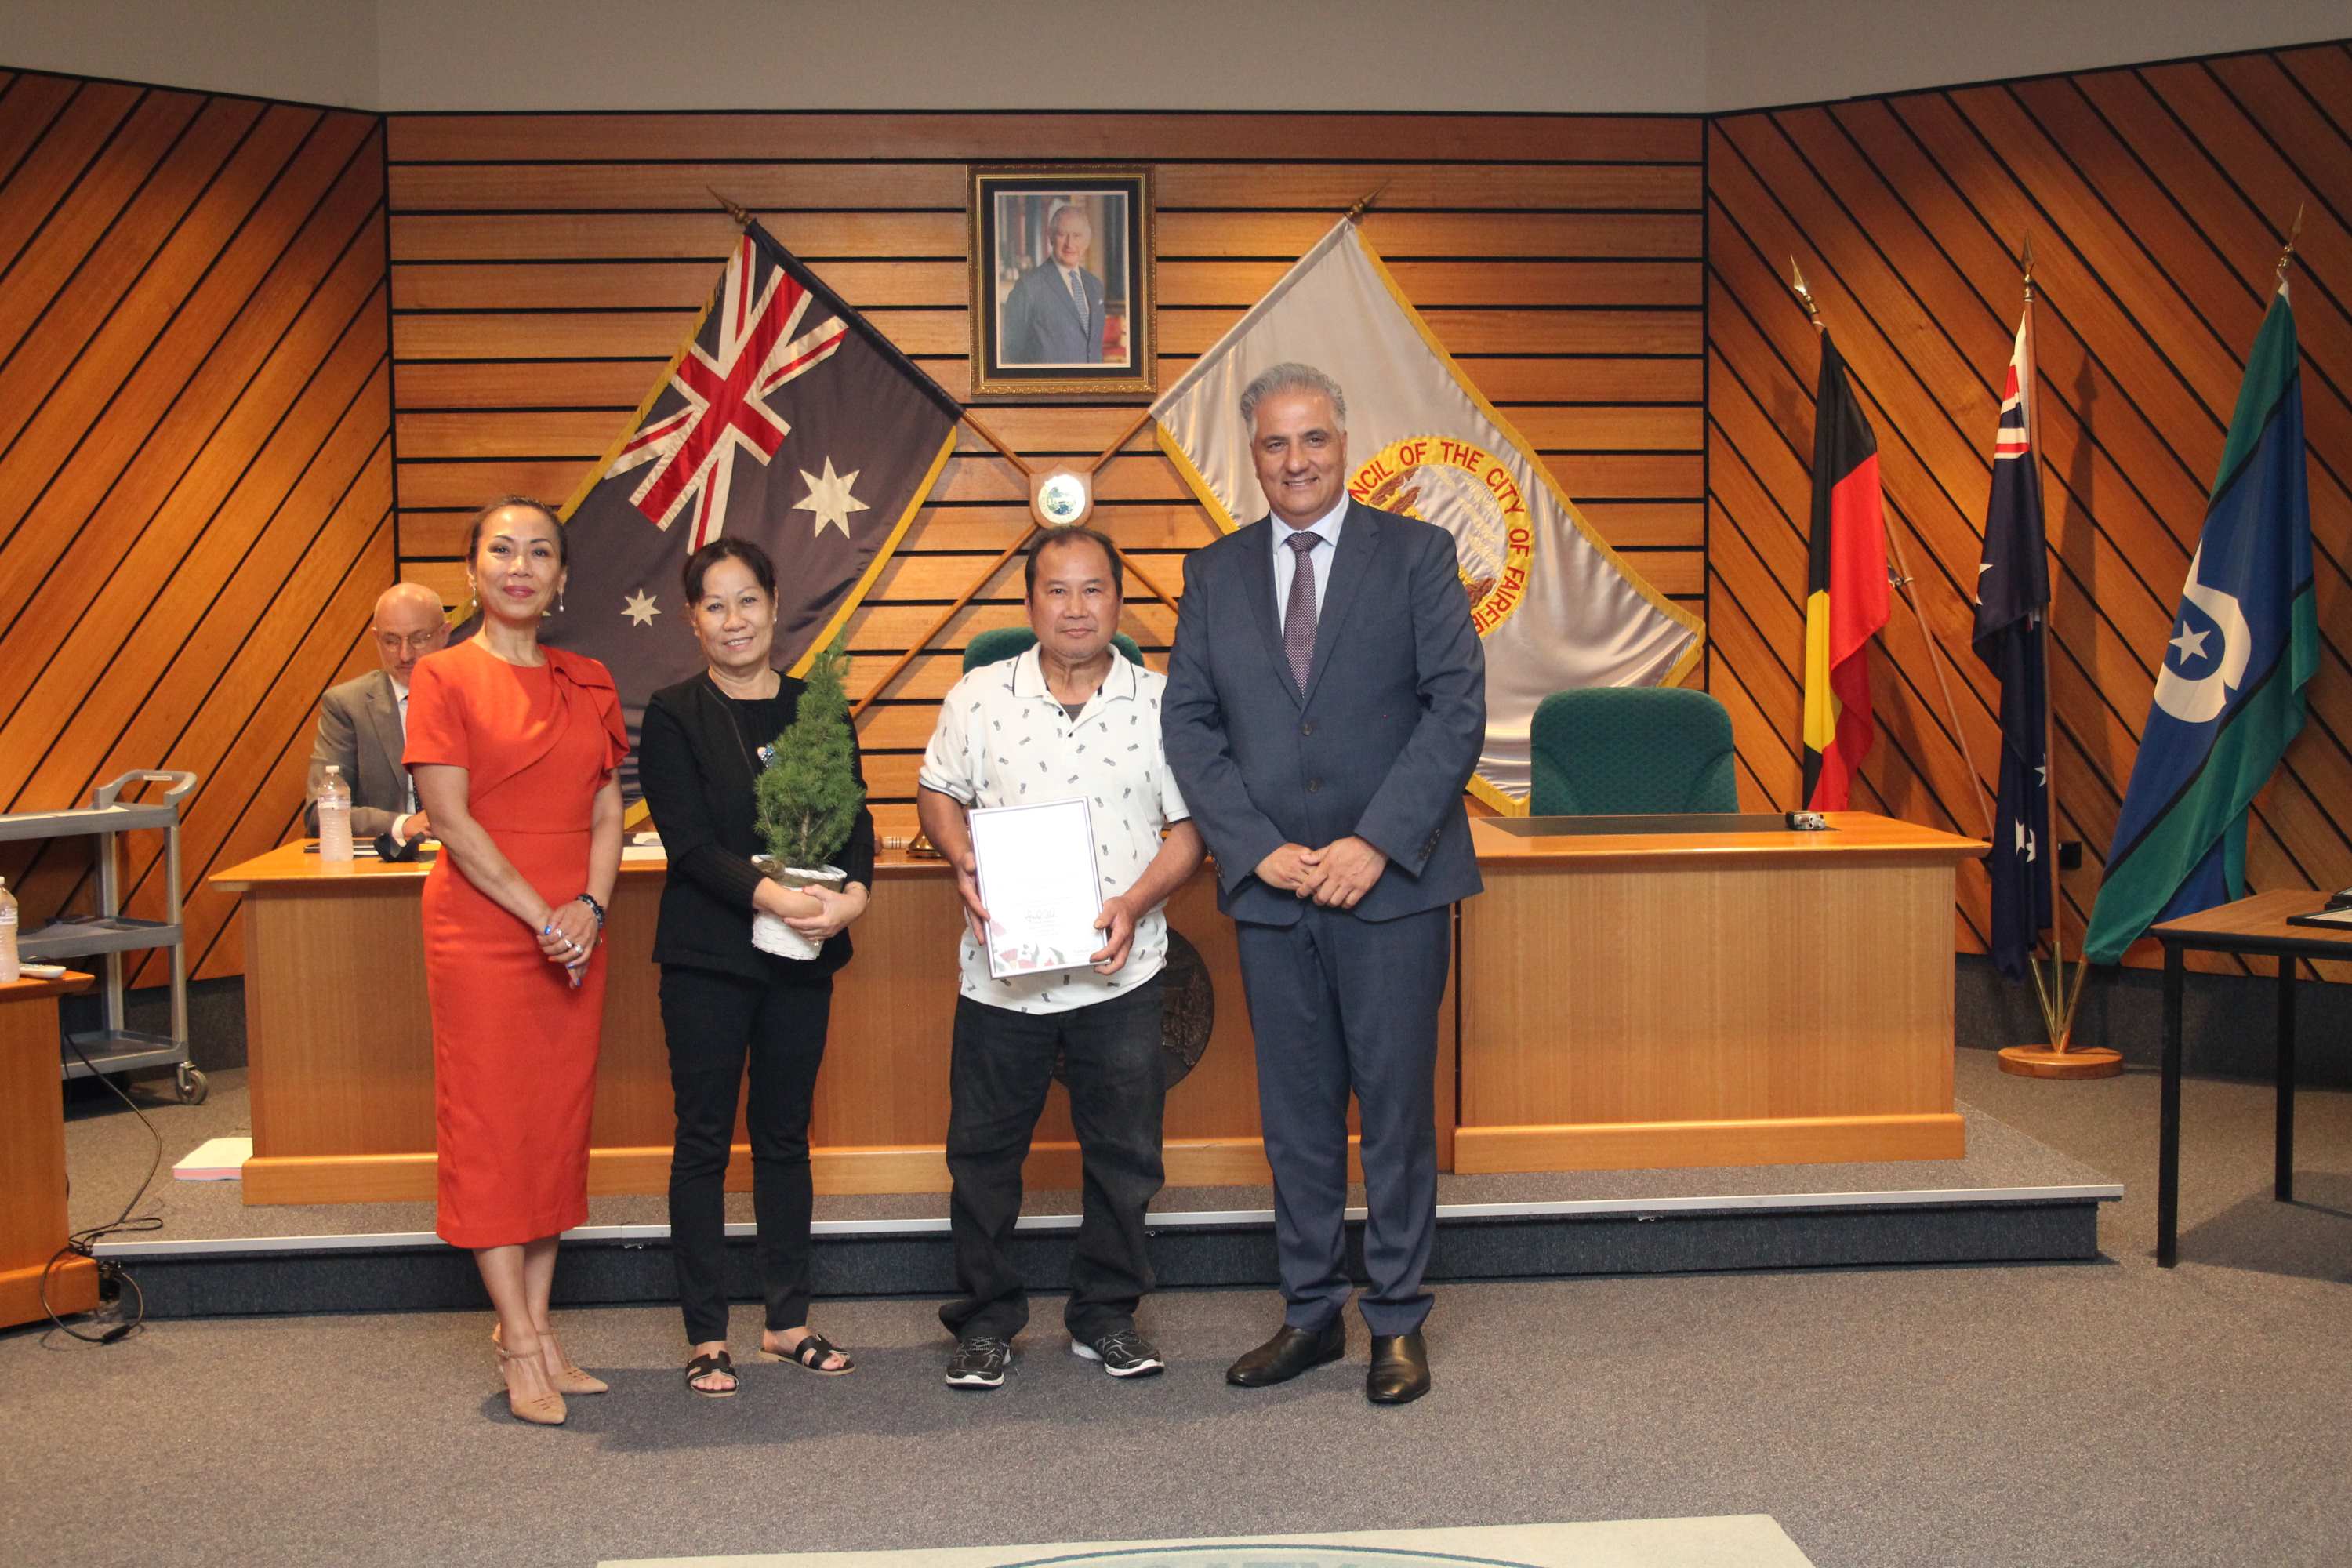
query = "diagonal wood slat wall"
xmin=0 ymin=70 xmax=392 ymax=986
xmin=1705 ymin=41 xmax=2352 ymax=975
xmin=380 ymin=111 xmax=1710 ymax=841
xmin=11 ymin=38 xmax=2347 ymax=993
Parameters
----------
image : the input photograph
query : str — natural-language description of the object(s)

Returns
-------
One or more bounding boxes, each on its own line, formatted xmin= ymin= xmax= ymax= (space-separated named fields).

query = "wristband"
xmin=574 ymin=892 xmax=605 ymax=927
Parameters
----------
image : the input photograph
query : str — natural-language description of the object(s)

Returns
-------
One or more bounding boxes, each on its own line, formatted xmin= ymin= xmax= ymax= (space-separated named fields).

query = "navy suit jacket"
xmin=1162 ymin=500 xmax=1485 ymax=927
xmin=1000 ymin=261 xmax=1103 ymax=365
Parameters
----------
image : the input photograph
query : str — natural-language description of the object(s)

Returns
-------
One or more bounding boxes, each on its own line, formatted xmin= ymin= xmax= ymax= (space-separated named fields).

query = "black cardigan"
xmin=637 ymin=670 xmax=877 ymax=982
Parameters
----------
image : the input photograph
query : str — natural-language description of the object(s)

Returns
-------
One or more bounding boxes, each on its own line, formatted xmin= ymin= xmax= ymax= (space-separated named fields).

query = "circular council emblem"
xmin=1033 ymin=468 xmax=1094 ymax=530
xmin=1351 ymin=436 xmax=1534 ymax=636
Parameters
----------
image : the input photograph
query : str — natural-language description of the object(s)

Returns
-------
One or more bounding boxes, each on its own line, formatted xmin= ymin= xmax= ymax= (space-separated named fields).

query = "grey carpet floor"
xmin=6 ymin=1048 xmax=2347 ymax=1568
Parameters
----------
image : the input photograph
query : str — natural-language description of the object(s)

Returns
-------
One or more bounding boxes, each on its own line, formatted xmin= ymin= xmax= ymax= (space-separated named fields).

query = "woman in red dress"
xmin=406 ymin=496 xmax=626 ymax=1427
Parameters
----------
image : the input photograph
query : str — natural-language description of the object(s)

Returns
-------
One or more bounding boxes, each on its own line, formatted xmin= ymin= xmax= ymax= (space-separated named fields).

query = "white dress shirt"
xmin=1272 ymin=492 xmax=1348 ymax=633
xmin=919 ymin=645 xmax=1190 ymax=1015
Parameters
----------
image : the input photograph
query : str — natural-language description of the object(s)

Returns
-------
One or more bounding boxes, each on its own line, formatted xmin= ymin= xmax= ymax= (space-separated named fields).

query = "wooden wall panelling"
xmin=1704 ymin=41 xmax=2352 ymax=975
xmin=0 ymin=71 xmax=391 ymax=989
xmin=387 ymin=111 xmax=1707 ymax=841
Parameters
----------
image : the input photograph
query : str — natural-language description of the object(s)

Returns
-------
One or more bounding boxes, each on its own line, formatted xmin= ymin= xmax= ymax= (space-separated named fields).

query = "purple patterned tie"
xmin=1283 ymin=530 xmax=1319 ymax=691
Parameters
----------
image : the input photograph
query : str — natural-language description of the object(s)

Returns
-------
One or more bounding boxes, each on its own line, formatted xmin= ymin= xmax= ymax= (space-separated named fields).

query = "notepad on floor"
xmin=173 ymin=1136 xmax=251 ymax=1181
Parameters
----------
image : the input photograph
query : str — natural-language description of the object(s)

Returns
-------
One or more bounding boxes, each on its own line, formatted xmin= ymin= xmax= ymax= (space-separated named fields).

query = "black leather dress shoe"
xmin=1225 ymin=1322 xmax=1346 ymax=1387
xmin=1366 ymin=1330 xmax=1430 ymax=1404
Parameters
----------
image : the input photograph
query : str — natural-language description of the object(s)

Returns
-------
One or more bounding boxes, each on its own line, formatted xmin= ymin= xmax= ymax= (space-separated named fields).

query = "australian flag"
xmin=2085 ymin=285 xmax=2317 ymax=963
xmin=536 ymin=221 xmax=961 ymax=800
xmin=1971 ymin=311 xmax=2053 ymax=980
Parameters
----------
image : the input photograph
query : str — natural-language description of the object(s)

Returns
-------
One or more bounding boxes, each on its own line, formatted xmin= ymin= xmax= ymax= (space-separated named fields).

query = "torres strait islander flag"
xmin=1800 ymin=332 xmax=1891 ymax=811
xmin=1149 ymin=219 xmax=1703 ymax=811
xmin=533 ymin=220 xmax=960 ymax=804
xmin=2084 ymin=284 xmax=2317 ymax=963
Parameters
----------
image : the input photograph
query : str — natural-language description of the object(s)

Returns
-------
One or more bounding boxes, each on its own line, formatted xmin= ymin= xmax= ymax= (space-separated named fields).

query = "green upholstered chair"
xmin=960 ymin=626 xmax=1145 ymax=674
xmin=1527 ymin=688 xmax=1740 ymax=815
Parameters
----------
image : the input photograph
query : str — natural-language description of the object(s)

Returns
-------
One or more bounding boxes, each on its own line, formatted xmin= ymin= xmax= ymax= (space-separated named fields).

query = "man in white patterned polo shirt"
xmin=916 ymin=525 xmax=1203 ymax=1390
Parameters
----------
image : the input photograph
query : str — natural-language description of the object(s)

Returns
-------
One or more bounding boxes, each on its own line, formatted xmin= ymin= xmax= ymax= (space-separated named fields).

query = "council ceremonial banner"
xmin=1149 ymin=219 xmax=1703 ymax=811
xmin=536 ymin=220 xmax=960 ymax=801
xmin=2085 ymin=284 xmax=2316 ymax=963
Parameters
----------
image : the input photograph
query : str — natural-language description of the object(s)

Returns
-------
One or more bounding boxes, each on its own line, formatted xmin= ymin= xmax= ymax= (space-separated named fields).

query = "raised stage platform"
xmin=64 ymin=1068 xmax=2120 ymax=1320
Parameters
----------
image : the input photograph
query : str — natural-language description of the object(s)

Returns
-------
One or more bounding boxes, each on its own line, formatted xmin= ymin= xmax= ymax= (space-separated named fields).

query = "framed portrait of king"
xmin=969 ymin=166 xmax=1155 ymax=398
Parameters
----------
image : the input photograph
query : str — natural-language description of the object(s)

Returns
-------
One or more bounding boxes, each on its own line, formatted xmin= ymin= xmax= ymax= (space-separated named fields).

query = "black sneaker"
xmin=945 ymin=1335 xmax=1013 ymax=1389
xmin=1071 ymin=1327 xmax=1164 ymax=1378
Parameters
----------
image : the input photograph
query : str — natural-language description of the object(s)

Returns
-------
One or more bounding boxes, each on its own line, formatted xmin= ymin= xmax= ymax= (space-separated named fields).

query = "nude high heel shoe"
xmin=495 ymin=1341 xmax=568 ymax=1426
xmin=492 ymin=1323 xmax=608 ymax=1396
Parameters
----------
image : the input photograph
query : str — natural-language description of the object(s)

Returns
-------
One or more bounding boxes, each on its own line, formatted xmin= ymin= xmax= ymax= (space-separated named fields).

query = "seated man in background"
xmin=306 ymin=581 xmax=448 ymax=852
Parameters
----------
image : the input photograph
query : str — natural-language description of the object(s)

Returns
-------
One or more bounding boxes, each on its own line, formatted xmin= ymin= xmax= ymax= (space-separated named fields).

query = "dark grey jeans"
xmin=938 ymin=982 xmax=1166 ymax=1342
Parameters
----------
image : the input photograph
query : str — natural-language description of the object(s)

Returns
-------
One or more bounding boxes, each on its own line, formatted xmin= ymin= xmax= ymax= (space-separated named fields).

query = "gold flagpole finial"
xmin=2020 ymin=234 xmax=2036 ymax=300
xmin=707 ymin=187 xmax=755 ymax=230
xmin=1788 ymin=255 xmax=1821 ymax=327
xmin=1342 ymin=180 xmax=1391 ymax=224
xmin=2276 ymin=200 xmax=2307 ymax=282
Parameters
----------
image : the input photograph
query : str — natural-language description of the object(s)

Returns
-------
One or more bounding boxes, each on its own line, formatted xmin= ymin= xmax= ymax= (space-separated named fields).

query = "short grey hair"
xmin=1239 ymin=361 xmax=1348 ymax=436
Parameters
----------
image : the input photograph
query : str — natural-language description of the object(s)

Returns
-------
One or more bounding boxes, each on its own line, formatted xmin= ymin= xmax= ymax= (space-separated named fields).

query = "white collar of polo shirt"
xmin=1007 ymin=641 xmax=1138 ymax=716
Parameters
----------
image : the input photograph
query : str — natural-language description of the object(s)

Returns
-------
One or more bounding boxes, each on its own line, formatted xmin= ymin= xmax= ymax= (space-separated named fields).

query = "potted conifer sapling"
xmin=750 ymin=637 xmax=864 ymax=960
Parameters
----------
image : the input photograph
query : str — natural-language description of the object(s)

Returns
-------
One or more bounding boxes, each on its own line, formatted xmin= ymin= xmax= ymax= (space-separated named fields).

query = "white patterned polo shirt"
xmin=918 ymin=644 xmax=1190 ymax=1014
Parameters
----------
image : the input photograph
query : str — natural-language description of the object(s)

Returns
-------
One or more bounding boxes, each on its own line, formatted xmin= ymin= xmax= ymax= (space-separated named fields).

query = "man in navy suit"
xmin=999 ymin=204 xmax=1105 ymax=365
xmin=1163 ymin=361 xmax=1484 ymax=1404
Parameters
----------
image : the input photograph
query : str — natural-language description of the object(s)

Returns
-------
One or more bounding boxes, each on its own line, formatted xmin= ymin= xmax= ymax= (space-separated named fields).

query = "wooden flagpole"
xmin=1999 ymin=237 xmax=2120 ymax=1077
xmin=1789 ymin=257 xmax=1997 ymax=843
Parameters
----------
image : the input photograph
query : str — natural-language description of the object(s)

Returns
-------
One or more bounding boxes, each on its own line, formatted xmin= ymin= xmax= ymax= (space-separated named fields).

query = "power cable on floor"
xmin=42 ymin=1032 xmax=167 ymax=1344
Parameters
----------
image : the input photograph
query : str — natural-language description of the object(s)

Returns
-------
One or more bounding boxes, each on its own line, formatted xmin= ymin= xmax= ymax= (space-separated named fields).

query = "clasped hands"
xmin=536 ymin=898 xmax=599 ymax=981
xmin=1256 ymin=836 xmax=1387 ymax=909
xmin=753 ymin=877 xmax=869 ymax=942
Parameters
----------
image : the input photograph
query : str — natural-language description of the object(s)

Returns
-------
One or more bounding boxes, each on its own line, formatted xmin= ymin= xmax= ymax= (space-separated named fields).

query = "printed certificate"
xmin=968 ymin=797 xmax=1105 ymax=980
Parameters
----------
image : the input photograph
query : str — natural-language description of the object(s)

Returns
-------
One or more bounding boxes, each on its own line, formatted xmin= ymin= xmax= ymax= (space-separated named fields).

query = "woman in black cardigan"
xmin=637 ymin=537 xmax=873 ymax=1396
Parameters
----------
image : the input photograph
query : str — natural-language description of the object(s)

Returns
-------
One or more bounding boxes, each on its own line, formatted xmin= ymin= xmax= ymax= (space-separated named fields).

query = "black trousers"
xmin=659 ymin=963 xmax=833 ymax=1345
xmin=1233 ymin=902 xmax=1450 ymax=1337
xmin=938 ymin=982 xmax=1165 ymax=1342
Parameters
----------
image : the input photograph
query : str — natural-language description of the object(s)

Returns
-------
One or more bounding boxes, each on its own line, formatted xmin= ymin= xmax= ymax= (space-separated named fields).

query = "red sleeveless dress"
xmin=405 ymin=639 xmax=627 ymax=1248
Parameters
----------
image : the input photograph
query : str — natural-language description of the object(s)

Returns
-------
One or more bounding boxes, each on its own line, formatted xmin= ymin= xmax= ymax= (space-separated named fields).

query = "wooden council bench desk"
xmin=214 ymin=811 xmax=1976 ymax=1206
xmin=1456 ymin=812 xmax=1983 ymax=1173
xmin=210 ymin=843 xmax=1453 ymax=1205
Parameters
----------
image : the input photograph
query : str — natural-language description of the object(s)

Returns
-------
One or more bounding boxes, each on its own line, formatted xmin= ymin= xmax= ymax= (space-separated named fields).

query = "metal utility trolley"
xmin=0 ymin=770 xmax=205 ymax=1103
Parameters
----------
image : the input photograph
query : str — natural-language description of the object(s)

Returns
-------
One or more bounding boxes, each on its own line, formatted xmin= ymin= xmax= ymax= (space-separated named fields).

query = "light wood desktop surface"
xmin=2 ymin=971 xmax=98 ymax=1327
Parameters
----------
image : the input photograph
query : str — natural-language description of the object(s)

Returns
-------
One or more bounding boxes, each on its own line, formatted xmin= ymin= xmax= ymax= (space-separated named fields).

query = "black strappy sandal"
xmin=684 ymin=1350 xmax=739 ymax=1397
xmin=760 ymin=1331 xmax=855 ymax=1376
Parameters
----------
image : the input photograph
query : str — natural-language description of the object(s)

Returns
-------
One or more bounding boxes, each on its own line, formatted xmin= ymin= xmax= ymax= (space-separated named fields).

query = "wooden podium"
xmin=1 ymin=971 xmax=97 ymax=1329
xmin=1454 ymin=813 xmax=1980 ymax=1172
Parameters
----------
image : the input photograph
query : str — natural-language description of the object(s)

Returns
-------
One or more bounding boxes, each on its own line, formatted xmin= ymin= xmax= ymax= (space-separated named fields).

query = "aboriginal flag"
xmin=1800 ymin=332 xmax=1890 ymax=810
xmin=535 ymin=220 xmax=960 ymax=803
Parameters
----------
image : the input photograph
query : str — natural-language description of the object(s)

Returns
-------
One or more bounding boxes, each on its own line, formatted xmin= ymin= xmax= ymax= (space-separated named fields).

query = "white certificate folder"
xmin=968 ymin=797 xmax=1106 ymax=980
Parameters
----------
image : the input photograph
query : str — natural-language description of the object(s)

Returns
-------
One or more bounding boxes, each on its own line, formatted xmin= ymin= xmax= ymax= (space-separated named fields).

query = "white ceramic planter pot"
xmin=750 ymin=858 xmax=846 ymax=960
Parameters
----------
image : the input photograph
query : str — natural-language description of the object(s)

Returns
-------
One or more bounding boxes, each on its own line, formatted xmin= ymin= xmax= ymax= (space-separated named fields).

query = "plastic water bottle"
xmin=317 ymin=764 xmax=354 ymax=863
xmin=0 ymin=875 xmax=18 ymax=984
